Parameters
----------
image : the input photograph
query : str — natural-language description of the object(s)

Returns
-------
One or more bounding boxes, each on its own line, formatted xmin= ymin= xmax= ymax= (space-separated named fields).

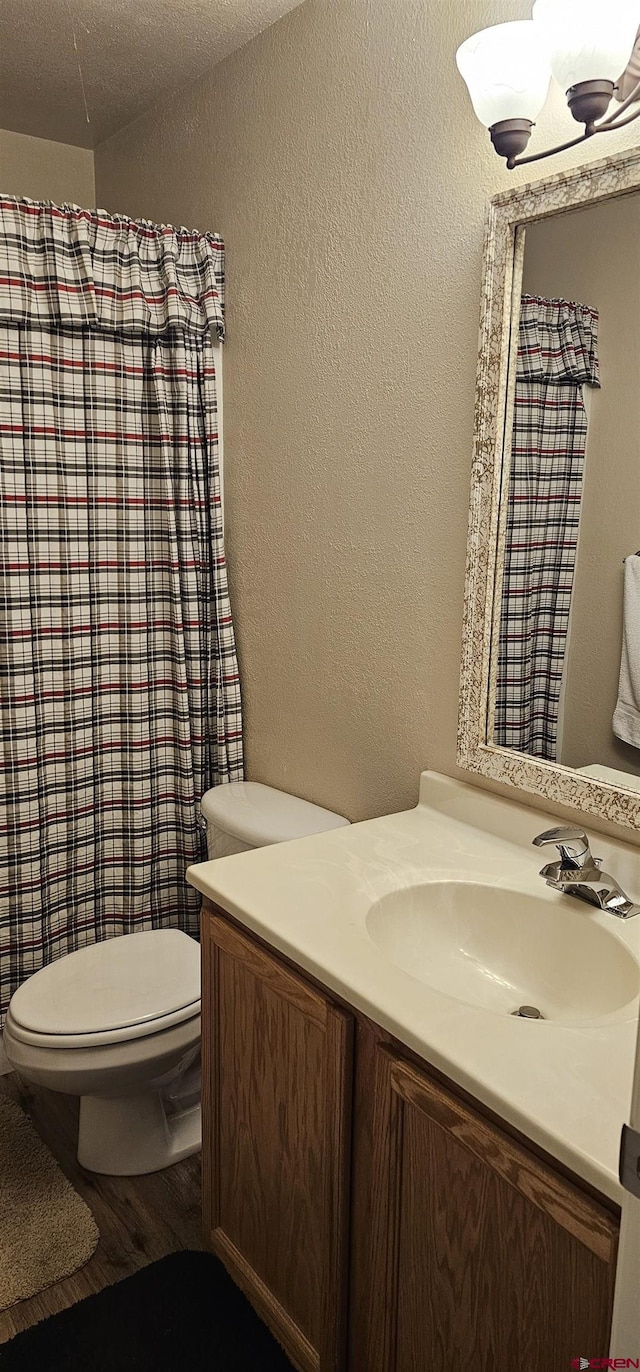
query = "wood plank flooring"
xmin=0 ymin=1073 xmax=202 ymax=1344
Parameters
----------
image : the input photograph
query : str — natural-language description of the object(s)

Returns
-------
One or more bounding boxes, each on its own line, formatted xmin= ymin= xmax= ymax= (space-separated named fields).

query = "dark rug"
xmin=0 ymin=1251 xmax=295 ymax=1371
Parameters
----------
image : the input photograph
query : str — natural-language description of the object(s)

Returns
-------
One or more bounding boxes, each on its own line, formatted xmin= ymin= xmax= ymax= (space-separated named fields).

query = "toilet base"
xmin=77 ymin=1092 xmax=202 ymax=1175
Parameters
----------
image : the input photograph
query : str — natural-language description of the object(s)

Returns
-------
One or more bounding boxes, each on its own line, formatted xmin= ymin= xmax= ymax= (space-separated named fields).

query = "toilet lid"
xmin=9 ymin=930 xmax=201 ymax=1038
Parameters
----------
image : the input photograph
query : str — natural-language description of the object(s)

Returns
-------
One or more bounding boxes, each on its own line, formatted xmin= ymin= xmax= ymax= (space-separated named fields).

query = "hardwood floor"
xmin=0 ymin=1073 xmax=202 ymax=1344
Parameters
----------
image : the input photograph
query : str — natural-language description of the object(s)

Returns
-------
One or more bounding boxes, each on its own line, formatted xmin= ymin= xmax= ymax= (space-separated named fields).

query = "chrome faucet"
xmin=532 ymin=825 xmax=640 ymax=920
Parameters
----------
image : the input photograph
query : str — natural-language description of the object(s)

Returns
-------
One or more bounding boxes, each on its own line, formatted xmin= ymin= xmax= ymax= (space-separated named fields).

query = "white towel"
xmin=613 ymin=554 xmax=640 ymax=749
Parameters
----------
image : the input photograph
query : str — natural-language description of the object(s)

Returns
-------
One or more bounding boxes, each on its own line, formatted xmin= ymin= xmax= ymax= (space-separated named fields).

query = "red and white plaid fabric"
xmin=494 ymin=295 xmax=599 ymax=761
xmin=0 ymin=197 xmax=225 ymax=337
xmin=0 ymin=199 xmax=241 ymax=1020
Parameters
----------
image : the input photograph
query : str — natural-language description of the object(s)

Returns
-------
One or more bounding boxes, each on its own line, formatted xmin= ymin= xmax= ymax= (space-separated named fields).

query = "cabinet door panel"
xmin=202 ymin=909 xmax=352 ymax=1372
xmin=359 ymin=1046 xmax=618 ymax=1372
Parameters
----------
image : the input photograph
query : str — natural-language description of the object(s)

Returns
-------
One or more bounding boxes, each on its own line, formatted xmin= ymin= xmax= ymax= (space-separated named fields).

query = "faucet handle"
xmin=532 ymin=825 xmax=594 ymax=871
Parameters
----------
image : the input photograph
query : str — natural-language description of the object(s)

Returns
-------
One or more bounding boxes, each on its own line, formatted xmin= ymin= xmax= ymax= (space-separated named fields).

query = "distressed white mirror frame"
xmin=458 ymin=146 xmax=640 ymax=831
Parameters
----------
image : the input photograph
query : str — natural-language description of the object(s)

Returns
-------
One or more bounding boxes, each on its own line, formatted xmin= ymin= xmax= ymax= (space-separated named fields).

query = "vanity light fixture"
xmin=456 ymin=1 xmax=640 ymax=169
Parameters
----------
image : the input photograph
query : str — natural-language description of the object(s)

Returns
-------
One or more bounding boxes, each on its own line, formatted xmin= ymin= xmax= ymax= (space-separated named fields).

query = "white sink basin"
xmin=366 ymin=882 xmax=639 ymax=1020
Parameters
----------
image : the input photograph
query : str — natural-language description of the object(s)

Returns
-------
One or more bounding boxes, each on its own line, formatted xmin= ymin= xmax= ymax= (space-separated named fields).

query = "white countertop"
xmin=187 ymin=771 xmax=640 ymax=1204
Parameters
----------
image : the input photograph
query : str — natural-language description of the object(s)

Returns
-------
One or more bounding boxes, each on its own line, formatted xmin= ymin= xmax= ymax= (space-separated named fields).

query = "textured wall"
xmin=0 ymin=128 xmax=94 ymax=204
xmin=95 ymin=0 xmax=640 ymax=832
xmin=523 ymin=197 xmax=640 ymax=780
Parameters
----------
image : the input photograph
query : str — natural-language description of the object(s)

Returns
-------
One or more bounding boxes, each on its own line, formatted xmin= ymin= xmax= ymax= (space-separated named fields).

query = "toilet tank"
xmin=200 ymin=781 xmax=350 ymax=859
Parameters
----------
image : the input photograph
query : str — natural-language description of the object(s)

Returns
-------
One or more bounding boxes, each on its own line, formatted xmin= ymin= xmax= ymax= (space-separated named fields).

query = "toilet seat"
xmin=4 ymin=999 xmax=202 ymax=1049
xmin=8 ymin=929 xmax=201 ymax=1049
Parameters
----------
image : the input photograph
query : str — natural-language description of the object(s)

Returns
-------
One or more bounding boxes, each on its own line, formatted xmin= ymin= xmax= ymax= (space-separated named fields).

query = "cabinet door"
xmin=201 ymin=909 xmax=353 ymax=1372
xmin=356 ymin=1046 xmax=619 ymax=1372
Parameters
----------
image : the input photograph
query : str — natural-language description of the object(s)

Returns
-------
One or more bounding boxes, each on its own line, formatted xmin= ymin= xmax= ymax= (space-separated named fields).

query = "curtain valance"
xmin=516 ymin=294 xmax=599 ymax=385
xmin=0 ymin=197 xmax=224 ymax=338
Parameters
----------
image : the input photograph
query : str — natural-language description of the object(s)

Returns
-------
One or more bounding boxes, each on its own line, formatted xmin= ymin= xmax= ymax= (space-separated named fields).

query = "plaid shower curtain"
xmin=494 ymin=294 xmax=599 ymax=760
xmin=0 ymin=197 xmax=242 ymax=1021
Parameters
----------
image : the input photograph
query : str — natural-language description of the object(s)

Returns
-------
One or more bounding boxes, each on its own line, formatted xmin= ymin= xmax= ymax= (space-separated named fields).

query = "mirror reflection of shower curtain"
xmin=494 ymin=295 xmax=600 ymax=761
xmin=555 ymin=384 xmax=593 ymax=759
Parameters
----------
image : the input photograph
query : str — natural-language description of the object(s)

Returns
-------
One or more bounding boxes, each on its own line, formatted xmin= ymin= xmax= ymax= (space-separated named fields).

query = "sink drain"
xmin=511 ymin=1005 xmax=544 ymax=1020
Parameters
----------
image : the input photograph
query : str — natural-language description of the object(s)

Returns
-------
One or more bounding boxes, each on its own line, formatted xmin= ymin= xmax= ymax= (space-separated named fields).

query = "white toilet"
xmin=3 ymin=782 xmax=349 ymax=1175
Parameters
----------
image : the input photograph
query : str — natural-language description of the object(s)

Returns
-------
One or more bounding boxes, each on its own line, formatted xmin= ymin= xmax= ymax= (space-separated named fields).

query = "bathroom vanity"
xmin=188 ymin=773 xmax=639 ymax=1372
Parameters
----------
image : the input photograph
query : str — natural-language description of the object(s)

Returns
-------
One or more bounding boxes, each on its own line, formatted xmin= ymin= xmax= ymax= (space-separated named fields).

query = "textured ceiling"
xmin=0 ymin=0 xmax=304 ymax=149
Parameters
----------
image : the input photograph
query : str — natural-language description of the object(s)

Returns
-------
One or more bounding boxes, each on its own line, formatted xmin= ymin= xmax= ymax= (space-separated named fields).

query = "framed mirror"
xmin=458 ymin=147 xmax=640 ymax=830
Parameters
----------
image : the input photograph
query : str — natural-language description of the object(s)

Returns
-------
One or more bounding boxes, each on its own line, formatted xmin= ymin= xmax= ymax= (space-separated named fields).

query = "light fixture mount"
xmin=566 ymin=78 xmax=615 ymax=130
xmin=490 ymin=119 xmax=534 ymax=167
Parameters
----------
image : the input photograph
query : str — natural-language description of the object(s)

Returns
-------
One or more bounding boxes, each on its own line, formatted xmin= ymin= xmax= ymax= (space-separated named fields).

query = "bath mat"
xmin=0 ymin=1098 xmax=99 ymax=1311
xmin=0 ymin=1250 xmax=295 ymax=1370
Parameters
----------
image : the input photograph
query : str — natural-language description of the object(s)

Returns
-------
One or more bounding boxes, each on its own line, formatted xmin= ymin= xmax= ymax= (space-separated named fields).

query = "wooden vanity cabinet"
xmin=201 ymin=907 xmax=353 ymax=1372
xmin=201 ymin=904 xmax=620 ymax=1372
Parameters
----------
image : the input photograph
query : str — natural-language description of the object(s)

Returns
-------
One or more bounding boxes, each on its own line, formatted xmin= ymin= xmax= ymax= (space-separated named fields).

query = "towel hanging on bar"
xmin=614 ymin=554 xmax=640 ymax=749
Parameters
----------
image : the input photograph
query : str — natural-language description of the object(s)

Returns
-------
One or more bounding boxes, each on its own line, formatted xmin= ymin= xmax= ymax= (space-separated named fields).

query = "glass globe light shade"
xmin=532 ymin=0 xmax=640 ymax=91
xmin=456 ymin=22 xmax=552 ymax=128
